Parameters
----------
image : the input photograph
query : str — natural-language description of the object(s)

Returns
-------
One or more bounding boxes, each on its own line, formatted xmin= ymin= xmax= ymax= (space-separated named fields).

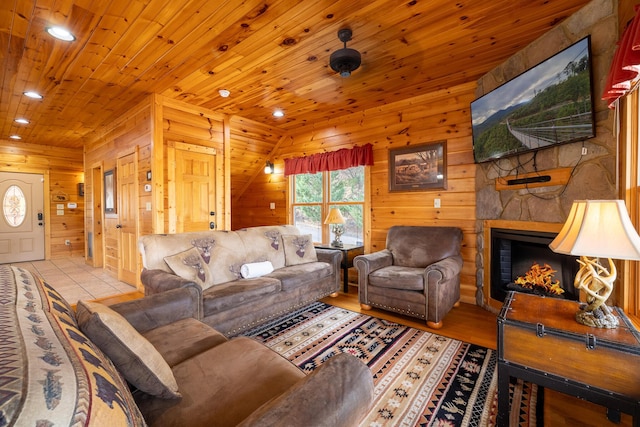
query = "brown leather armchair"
xmin=354 ymin=226 xmax=463 ymax=329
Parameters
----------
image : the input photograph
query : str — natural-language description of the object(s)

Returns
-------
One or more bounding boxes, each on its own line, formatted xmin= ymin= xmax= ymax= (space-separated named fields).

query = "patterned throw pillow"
xmin=164 ymin=247 xmax=213 ymax=290
xmin=282 ymin=234 xmax=318 ymax=266
xmin=76 ymin=300 xmax=181 ymax=399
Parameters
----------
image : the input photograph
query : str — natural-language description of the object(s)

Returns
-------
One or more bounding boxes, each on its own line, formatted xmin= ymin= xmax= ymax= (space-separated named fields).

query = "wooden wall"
xmin=0 ymin=141 xmax=84 ymax=258
xmin=84 ymin=99 xmax=153 ymax=276
xmin=232 ymin=82 xmax=479 ymax=304
xmin=230 ymin=115 xmax=288 ymax=230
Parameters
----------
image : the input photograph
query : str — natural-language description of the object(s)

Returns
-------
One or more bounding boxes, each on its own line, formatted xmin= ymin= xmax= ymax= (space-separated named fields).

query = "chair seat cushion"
xmin=266 ymin=262 xmax=332 ymax=291
xmin=368 ymin=266 xmax=424 ymax=290
xmin=202 ymin=277 xmax=281 ymax=314
xmin=142 ymin=318 xmax=228 ymax=367
xmin=135 ymin=337 xmax=305 ymax=427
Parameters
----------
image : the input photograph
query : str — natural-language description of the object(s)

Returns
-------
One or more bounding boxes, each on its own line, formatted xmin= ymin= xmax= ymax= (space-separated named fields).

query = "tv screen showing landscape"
xmin=471 ymin=36 xmax=595 ymax=163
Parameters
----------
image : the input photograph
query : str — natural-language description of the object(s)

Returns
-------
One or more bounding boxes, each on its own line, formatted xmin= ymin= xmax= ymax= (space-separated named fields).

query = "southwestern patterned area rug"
xmin=237 ymin=301 xmax=542 ymax=427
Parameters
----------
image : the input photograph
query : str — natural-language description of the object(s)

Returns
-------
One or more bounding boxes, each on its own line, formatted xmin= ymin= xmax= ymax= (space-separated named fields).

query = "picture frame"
xmin=389 ymin=141 xmax=447 ymax=192
xmin=104 ymin=169 xmax=116 ymax=214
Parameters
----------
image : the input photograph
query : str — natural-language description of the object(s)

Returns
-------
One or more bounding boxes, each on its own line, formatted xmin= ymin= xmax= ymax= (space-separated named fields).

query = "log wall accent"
xmin=0 ymin=141 xmax=84 ymax=258
xmin=232 ymin=82 xmax=479 ymax=304
xmin=84 ymin=95 xmax=230 ymax=282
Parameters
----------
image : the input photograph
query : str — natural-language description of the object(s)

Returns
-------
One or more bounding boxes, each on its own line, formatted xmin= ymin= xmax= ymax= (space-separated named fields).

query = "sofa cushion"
xmin=164 ymin=247 xmax=213 ymax=290
xmin=142 ymin=318 xmax=228 ymax=367
xmin=282 ymin=234 xmax=317 ymax=266
xmin=134 ymin=337 xmax=305 ymax=427
xmin=368 ymin=266 xmax=425 ymax=290
xmin=202 ymin=277 xmax=282 ymax=315
xmin=266 ymin=262 xmax=333 ymax=291
xmin=236 ymin=225 xmax=299 ymax=270
xmin=76 ymin=300 xmax=181 ymax=399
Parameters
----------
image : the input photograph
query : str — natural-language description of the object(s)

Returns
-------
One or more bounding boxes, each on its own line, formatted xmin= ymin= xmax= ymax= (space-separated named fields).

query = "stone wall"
xmin=474 ymin=0 xmax=618 ymax=307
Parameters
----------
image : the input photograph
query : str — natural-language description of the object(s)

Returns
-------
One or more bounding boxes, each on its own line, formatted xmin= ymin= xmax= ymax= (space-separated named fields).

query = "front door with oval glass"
xmin=0 ymin=172 xmax=45 ymax=262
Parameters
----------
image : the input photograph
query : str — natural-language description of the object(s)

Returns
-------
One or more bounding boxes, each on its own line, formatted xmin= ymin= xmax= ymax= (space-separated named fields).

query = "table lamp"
xmin=324 ymin=207 xmax=346 ymax=248
xmin=549 ymin=200 xmax=640 ymax=328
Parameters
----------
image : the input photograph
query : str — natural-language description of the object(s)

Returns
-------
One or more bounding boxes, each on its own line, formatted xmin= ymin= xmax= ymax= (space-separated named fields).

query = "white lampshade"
xmin=549 ymin=200 xmax=640 ymax=260
xmin=324 ymin=207 xmax=345 ymax=224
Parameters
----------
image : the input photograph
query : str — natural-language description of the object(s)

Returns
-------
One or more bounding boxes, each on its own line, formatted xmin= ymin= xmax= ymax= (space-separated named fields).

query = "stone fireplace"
xmin=473 ymin=2 xmax=618 ymax=312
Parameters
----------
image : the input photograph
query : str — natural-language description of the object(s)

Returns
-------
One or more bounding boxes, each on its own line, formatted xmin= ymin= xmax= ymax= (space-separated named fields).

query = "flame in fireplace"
xmin=514 ymin=262 xmax=565 ymax=295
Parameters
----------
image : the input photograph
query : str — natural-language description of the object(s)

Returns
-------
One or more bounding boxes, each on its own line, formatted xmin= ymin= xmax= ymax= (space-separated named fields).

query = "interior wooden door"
xmin=116 ymin=151 xmax=139 ymax=287
xmin=168 ymin=142 xmax=217 ymax=233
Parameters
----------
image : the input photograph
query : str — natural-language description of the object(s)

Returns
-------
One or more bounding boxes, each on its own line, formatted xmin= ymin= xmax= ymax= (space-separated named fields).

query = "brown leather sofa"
xmin=354 ymin=225 xmax=463 ymax=329
xmin=5 ymin=265 xmax=373 ymax=427
xmin=103 ymin=288 xmax=374 ymax=426
xmin=138 ymin=225 xmax=342 ymax=336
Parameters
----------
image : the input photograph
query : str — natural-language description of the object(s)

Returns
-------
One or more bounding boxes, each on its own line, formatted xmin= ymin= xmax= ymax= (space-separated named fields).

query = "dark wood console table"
xmin=314 ymin=243 xmax=363 ymax=293
xmin=497 ymin=291 xmax=640 ymax=426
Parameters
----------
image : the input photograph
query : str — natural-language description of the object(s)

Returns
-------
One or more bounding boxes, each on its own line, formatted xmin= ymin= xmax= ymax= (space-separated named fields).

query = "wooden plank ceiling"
xmin=1 ymin=0 xmax=591 ymax=153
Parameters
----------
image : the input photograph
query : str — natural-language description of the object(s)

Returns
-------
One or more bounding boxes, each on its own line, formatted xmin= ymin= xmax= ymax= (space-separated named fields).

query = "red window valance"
xmin=603 ymin=5 xmax=640 ymax=108
xmin=284 ymin=143 xmax=374 ymax=176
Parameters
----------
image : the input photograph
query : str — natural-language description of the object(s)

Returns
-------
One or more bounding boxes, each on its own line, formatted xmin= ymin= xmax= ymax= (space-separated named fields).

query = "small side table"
xmin=497 ymin=291 xmax=640 ymax=426
xmin=314 ymin=243 xmax=364 ymax=293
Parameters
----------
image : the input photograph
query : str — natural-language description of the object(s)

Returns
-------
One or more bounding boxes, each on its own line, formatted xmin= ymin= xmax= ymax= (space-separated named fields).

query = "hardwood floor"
xmin=101 ymin=288 xmax=633 ymax=426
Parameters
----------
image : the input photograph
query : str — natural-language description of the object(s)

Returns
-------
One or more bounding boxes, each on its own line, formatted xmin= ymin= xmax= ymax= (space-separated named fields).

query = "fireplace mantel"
xmin=482 ymin=220 xmax=563 ymax=311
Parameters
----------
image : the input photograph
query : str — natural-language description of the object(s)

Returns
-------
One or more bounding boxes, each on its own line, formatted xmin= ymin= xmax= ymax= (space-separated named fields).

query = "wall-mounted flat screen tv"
xmin=471 ymin=36 xmax=595 ymax=163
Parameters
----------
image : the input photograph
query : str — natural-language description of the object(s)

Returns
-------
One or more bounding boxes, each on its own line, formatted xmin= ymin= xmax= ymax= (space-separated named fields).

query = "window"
xmin=291 ymin=166 xmax=365 ymax=245
xmin=3 ymin=185 xmax=26 ymax=227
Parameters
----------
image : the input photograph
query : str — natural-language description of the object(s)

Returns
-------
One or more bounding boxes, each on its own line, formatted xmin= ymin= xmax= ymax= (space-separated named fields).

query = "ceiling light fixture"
xmin=218 ymin=89 xmax=230 ymax=98
xmin=24 ymin=91 xmax=43 ymax=99
xmin=46 ymin=26 xmax=76 ymax=41
xmin=9 ymin=135 xmax=21 ymax=140
xmin=15 ymin=118 xmax=29 ymax=124
xmin=273 ymin=110 xmax=284 ymax=118
xmin=330 ymin=28 xmax=361 ymax=78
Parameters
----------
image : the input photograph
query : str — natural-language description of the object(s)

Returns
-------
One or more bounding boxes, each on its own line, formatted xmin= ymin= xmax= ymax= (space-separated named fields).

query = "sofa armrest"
xmin=109 ymin=287 xmax=202 ymax=333
xmin=237 ymin=353 xmax=373 ymax=427
xmin=141 ymin=268 xmax=200 ymax=295
xmin=315 ymin=248 xmax=341 ymax=269
xmin=315 ymin=248 xmax=342 ymax=291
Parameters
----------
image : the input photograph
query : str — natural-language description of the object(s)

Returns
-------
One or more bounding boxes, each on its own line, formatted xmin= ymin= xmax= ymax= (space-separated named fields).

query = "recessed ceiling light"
xmin=24 ymin=91 xmax=43 ymax=99
xmin=46 ymin=26 xmax=76 ymax=41
xmin=273 ymin=110 xmax=284 ymax=118
xmin=9 ymin=135 xmax=21 ymax=140
xmin=15 ymin=118 xmax=29 ymax=124
xmin=218 ymin=89 xmax=230 ymax=98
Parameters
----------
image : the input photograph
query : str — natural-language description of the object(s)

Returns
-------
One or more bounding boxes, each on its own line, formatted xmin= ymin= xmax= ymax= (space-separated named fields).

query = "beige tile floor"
xmin=9 ymin=257 xmax=137 ymax=304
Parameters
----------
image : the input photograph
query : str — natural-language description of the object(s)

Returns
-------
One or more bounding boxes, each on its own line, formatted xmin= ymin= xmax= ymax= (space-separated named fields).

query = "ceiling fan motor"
xmin=330 ymin=28 xmax=361 ymax=78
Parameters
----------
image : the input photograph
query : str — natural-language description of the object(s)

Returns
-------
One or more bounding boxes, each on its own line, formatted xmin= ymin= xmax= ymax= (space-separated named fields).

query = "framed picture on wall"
xmin=104 ymin=169 xmax=116 ymax=214
xmin=389 ymin=141 xmax=447 ymax=191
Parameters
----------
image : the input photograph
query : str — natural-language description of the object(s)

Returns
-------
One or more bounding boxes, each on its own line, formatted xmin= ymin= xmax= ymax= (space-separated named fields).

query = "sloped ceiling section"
xmin=1 ymin=0 xmax=590 ymax=150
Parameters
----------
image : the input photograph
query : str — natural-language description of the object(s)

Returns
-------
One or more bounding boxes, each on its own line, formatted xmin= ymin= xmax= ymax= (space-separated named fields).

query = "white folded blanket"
xmin=240 ymin=261 xmax=274 ymax=279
